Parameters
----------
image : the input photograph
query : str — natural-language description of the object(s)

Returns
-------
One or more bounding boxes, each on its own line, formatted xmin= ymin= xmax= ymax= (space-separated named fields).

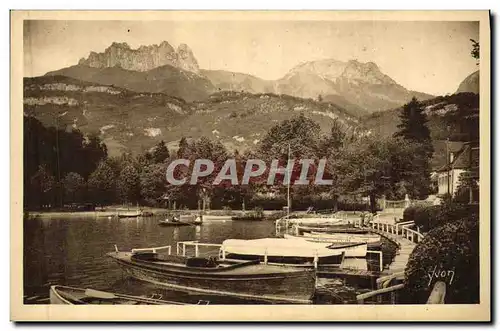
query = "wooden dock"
xmin=357 ymin=219 xmax=424 ymax=274
xmin=368 ymin=228 xmax=417 ymax=273
xmin=354 ymin=218 xmax=426 ymax=303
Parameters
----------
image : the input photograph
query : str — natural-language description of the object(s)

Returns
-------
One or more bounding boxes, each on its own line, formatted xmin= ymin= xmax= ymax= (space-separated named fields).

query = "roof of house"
xmin=436 ymin=142 xmax=471 ymax=172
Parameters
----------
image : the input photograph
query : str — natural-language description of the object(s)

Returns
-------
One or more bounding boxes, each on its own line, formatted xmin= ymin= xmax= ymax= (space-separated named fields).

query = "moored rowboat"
xmin=305 ymin=231 xmax=381 ymax=244
xmin=117 ymin=210 xmax=141 ymax=218
xmin=296 ymin=225 xmax=370 ymax=234
xmin=107 ymin=249 xmax=316 ymax=304
xmin=49 ymin=285 xmax=209 ymax=305
xmin=221 ymin=238 xmax=345 ymax=266
xmin=158 ymin=219 xmax=192 ymax=227
xmin=283 ymin=234 xmax=368 ymax=257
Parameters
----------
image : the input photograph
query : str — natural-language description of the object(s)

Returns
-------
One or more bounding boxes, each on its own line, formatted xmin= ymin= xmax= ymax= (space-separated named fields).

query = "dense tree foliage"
xmin=393 ymin=98 xmax=433 ymax=199
xmin=24 ymin=116 xmax=107 ymax=209
xmin=25 ymin=108 xmax=436 ymax=211
xmin=403 ymin=210 xmax=479 ymax=303
xmin=470 ymin=39 xmax=480 ymax=63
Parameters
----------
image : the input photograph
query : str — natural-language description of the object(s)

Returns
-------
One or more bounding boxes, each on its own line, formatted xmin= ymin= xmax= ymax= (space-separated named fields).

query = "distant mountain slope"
xmin=200 ymin=69 xmax=274 ymax=94
xmin=362 ymin=92 xmax=479 ymax=169
xmin=24 ymin=75 xmax=191 ymax=156
xmin=48 ymin=40 xmax=435 ymax=114
xmin=163 ymin=91 xmax=360 ymax=153
xmin=456 ymin=70 xmax=479 ymax=94
xmin=45 ymin=64 xmax=214 ymax=102
xmin=274 ymin=59 xmax=434 ymax=113
xmin=205 ymin=59 xmax=435 ymax=114
xmin=24 ymin=76 xmax=360 ymax=156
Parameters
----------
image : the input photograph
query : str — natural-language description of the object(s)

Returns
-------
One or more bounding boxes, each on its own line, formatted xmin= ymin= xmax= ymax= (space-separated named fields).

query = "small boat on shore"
xmin=221 ymin=238 xmax=345 ymax=266
xmin=50 ymin=285 xmax=209 ymax=305
xmin=286 ymin=217 xmax=350 ymax=228
xmin=231 ymin=215 xmax=264 ymax=221
xmin=107 ymin=248 xmax=316 ymax=304
xmin=296 ymin=225 xmax=368 ymax=234
xmin=283 ymin=234 xmax=368 ymax=257
xmin=302 ymin=231 xmax=381 ymax=249
xmin=158 ymin=218 xmax=191 ymax=227
xmin=117 ymin=208 xmax=142 ymax=218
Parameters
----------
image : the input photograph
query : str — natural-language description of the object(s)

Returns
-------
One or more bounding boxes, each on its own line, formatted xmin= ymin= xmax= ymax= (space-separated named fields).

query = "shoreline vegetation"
xmin=24 ymin=207 xmax=369 ymax=220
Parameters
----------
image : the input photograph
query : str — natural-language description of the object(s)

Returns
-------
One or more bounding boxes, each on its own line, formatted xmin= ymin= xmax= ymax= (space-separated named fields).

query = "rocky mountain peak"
xmin=456 ymin=70 xmax=479 ymax=94
xmin=341 ymin=59 xmax=395 ymax=84
xmin=78 ymin=41 xmax=200 ymax=74
xmin=288 ymin=58 xmax=394 ymax=85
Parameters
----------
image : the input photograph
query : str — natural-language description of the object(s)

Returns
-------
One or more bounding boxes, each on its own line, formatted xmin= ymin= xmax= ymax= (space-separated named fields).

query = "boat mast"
xmin=287 ymin=142 xmax=291 ymax=220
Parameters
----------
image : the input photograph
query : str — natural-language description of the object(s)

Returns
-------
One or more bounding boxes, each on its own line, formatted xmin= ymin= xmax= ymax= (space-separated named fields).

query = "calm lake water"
xmin=23 ymin=215 xmax=397 ymax=305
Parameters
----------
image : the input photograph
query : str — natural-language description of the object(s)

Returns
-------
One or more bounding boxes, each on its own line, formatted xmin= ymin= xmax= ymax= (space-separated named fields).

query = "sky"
xmin=24 ymin=20 xmax=479 ymax=96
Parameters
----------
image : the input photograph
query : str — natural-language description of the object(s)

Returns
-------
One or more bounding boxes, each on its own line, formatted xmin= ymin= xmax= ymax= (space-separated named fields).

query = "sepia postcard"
xmin=11 ymin=10 xmax=490 ymax=321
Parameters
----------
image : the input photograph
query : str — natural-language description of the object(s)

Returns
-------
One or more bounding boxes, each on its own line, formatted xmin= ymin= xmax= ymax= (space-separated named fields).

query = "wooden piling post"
xmin=427 ymin=281 xmax=446 ymax=304
xmin=195 ymin=243 xmax=199 ymax=257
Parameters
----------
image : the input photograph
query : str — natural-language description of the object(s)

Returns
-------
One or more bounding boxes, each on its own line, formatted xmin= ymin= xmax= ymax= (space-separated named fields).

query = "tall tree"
xmin=87 ymin=160 xmax=117 ymax=206
xmin=177 ymin=137 xmax=189 ymax=158
xmin=393 ymin=97 xmax=434 ymax=199
xmin=140 ymin=163 xmax=168 ymax=206
xmin=117 ymin=164 xmax=141 ymax=204
xmin=394 ymin=98 xmax=432 ymax=146
xmin=259 ymin=114 xmax=322 ymax=160
xmin=62 ymin=172 xmax=86 ymax=204
xmin=29 ymin=164 xmax=55 ymax=208
xmin=152 ymin=140 xmax=170 ymax=163
xmin=336 ymin=137 xmax=394 ymax=213
xmin=470 ymin=39 xmax=479 ymax=64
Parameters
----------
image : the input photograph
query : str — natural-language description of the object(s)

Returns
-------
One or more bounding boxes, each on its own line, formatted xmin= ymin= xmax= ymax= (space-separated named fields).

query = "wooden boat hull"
xmin=49 ymin=285 xmax=191 ymax=305
xmin=283 ymin=234 xmax=368 ymax=258
xmin=297 ymin=225 xmax=369 ymax=234
xmin=288 ymin=217 xmax=349 ymax=227
xmin=222 ymin=238 xmax=345 ymax=266
xmin=158 ymin=221 xmax=191 ymax=227
xmin=231 ymin=216 xmax=264 ymax=221
xmin=303 ymin=231 xmax=381 ymax=244
xmin=107 ymin=251 xmax=316 ymax=304
xmin=118 ymin=212 xmax=141 ymax=218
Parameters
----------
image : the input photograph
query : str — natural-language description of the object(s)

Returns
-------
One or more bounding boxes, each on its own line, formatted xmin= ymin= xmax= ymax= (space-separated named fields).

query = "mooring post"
xmin=221 ymin=246 xmax=226 ymax=260
xmin=195 ymin=243 xmax=199 ymax=257
xmin=313 ymin=252 xmax=318 ymax=269
xmin=427 ymin=281 xmax=447 ymax=304
xmin=264 ymin=249 xmax=268 ymax=264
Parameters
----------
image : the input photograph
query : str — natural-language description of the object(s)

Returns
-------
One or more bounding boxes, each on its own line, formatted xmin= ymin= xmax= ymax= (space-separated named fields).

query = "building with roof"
xmin=435 ymin=140 xmax=479 ymax=197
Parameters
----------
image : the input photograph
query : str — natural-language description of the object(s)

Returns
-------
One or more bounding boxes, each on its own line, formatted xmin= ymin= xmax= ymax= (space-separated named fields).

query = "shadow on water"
xmin=23 ymin=215 xmax=397 ymax=305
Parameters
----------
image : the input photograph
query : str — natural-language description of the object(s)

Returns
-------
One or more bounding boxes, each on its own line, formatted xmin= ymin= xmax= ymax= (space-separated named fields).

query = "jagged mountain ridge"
xmin=78 ymin=41 xmax=200 ymax=73
xmin=271 ymin=59 xmax=434 ymax=112
xmin=45 ymin=41 xmax=435 ymax=114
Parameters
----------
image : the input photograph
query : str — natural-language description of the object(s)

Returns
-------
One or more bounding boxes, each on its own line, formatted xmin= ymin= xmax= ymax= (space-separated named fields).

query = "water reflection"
xmin=23 ymin=215 xmax=396 ymax=304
